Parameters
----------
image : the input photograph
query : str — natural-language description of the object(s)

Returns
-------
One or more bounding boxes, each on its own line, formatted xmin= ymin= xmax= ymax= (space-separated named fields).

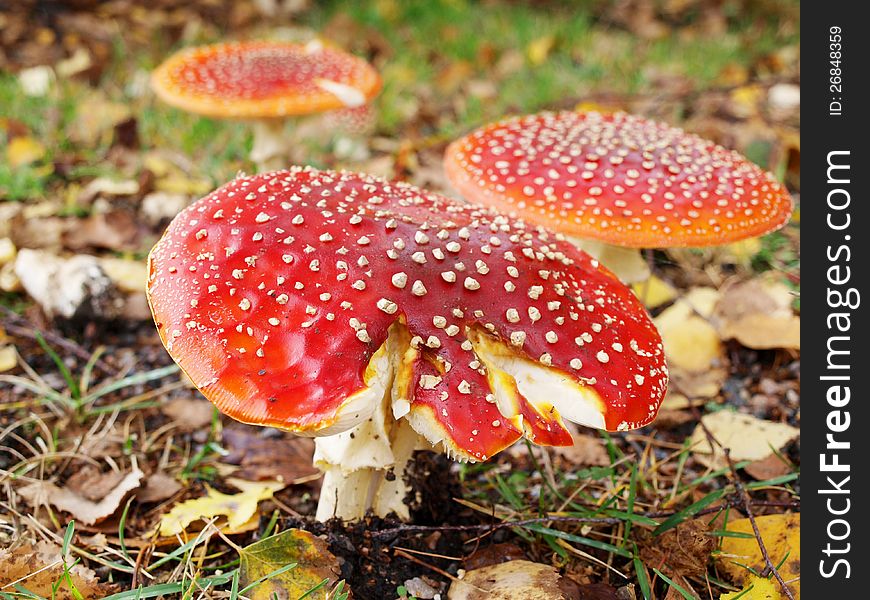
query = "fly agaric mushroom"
xmin=147 ymin=167 xmax=667 ymax=521
xmin=444 ymin=110 xmax=794 ymax=282
xmin=151 ymin=40 xmax=381 ymax=171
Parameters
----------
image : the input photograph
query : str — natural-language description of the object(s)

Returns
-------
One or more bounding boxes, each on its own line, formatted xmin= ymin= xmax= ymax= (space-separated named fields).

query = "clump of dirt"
xmin=638 ymin=518 xmax=715 ymax=578
xmin=404 ymin=450 xmax=464 ymax=525
xmin=280 ymin=514 xmax=464 ymax=599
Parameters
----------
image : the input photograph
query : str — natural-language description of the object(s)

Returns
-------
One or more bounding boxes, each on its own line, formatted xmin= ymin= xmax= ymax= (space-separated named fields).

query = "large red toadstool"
xmin=147 ymin=167 xmax=668 ymax=521
xmin=151 ymin=40 xmax=382 ymax=170
xmin=444 ymin=110 xmax=794 ymax=282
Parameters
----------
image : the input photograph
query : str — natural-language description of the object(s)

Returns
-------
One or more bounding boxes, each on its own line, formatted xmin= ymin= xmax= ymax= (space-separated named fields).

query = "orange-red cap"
xmin=445 ymin=111 xmax=794 ymax=248
xmin=151 ymin=40 xmax=381 ymax=120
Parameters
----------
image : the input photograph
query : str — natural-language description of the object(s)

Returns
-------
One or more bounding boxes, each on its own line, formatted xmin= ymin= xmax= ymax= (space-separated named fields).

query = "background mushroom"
xmin=444 ymin=110 xmax=794 ymax=283
xmin=147 ymin=167 xmax=668 ymax=521
xmin=151 ymin=40 xmax=382 ymax=171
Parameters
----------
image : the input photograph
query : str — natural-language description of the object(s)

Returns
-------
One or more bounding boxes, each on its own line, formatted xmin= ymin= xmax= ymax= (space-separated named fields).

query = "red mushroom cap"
xmin=151 ymin=40 xmax=382 ymax=119
xmin=147 ymin=168 xmax=667 ymax=461
xmin=444 ymin=111 xmax=794 ymax=248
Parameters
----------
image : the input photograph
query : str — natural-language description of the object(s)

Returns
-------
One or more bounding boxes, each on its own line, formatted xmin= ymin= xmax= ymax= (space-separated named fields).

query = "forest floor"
xmin=1 ymin=1 xmax=799 ymax=598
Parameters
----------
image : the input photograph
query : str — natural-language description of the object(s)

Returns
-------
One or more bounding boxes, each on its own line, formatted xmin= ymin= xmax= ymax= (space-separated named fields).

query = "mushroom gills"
xmin=468 ymin=328 xmax=607 ymax=431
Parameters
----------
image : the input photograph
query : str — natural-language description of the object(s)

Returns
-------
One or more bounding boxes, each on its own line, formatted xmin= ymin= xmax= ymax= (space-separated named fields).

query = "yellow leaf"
xmin=158 ymin=479 xmax=284 ymax=536
xmin=655 ymin=298 xmax=722 ymax=372
xmin=730 ymin=84 xmax=764 ymax=118
xmin=723 ymin=238 xmax=763 ymax=266
xmin=720 ymin=313 xmax=800 ymax=350
xmin=527 ymin=35 xmax=556 ymax=65
xmin=6 ymin=136 xmax=46 ymax=167
xmin=683 ymin=287 xmax=721 ymax=319
xmin=99 ymin=257 xmax=147 ymax=294
xmin=0 ymin=346 xmax=16 ymax=372
xmin=239 ymin=528 xmax=342 ymax=600
xmin=690 ymin=411 xmax=798 ymax=470
xmin=632 ymin=275 xmax=677 ymax=309
xmin=721 ymin=575 xmax=782 ymax=599
xmin=574 ymin=101 xmax=621 ymax=114
xmin=719 ymin=514 xmax=800 ymax=599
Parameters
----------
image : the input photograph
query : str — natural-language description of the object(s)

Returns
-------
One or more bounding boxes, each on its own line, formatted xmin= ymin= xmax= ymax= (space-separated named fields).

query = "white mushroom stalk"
xmin=250 ymin=120 xmax=293 ymax=172
xmin=566 ymin=238 xmax=650 ymax=285
xmin=313 ymin=323 xmax=425 ymax=521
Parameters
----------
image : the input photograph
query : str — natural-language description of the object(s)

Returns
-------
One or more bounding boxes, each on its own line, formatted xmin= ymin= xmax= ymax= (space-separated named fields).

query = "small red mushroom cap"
xmin=147 ymin=168 xmax=667 ymax=461
xmin=151 ymin=40 xmax=381 ymax=119
xmin=444 ymin=111 xmax=794 ymax=248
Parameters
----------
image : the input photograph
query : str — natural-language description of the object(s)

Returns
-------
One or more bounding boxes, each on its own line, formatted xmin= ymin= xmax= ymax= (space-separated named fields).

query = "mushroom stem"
xmin=566 ymin=237 xmax=650 ymax=284
xmin=314 ymin=387 xmax=420 ymax=521
xmin=313 ymin=324 xmax=422 ymax=521
xmin=250 ymin=119 xmax=292 ymax=172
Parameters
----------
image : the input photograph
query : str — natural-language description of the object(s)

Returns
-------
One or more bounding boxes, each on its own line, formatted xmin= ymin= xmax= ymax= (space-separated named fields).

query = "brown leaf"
xmin=744 ymin=453 xmax=793 ymax=482
xmin=0 ymin=541 xmax=116 ymax=598
xmin=161 ymin=396 xmax=215 ymax=431
xmin=63 ymin=211 xmax=140 ymax=252
xmin=552 ymin=430 xmax=611 ymax=467
xmin=136 ymin=472 xmax=183 ymax=504
xmin=714 ymin=278 xmax=800 ymax=350
xmin=464 ymin=543 xmax=527 ymax=571
xmin=64 ymin=466 xmax=126 ymax=502
xmin=17 ymin=469 xmax=143 ymax=525
xmin=222 ymin=427 xmax=319 ymax=484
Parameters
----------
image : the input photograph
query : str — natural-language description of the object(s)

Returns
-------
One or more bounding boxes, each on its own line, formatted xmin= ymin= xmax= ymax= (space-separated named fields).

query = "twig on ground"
xmin=371 ymin=498 xmax=800 ymax=540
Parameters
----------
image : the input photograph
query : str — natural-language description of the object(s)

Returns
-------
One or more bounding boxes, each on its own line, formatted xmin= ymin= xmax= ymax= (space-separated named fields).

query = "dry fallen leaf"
xmin=744 ymin=453 xmax=794 ymax=482
xmin=719 ymin=514 xmax=799 ymax=599
xmin=239 ymin=528 xmax=342 ymax=600
xmin=689 ymin=411 xmax=798 ymax=469
xmin=714 ymin=279 xmax=800 ymax=350
xmin=17 ymin=469 xmax=143 ymax=526
xmin=0 ymin=345 xmax=17 ymax=372
xmin=222 ymin=427 xmax=319 ymax=484
xmin=720 ymin=574 xmax=783 ymax=599
xmin=6 ymin=136 xmax=46 ymax=167
xmin=720 ymin=313 xmax=800 ymax=351
xmin=158 ymin=479 xmax=284 ymax=536
xmin=63 ymin=211 xmax=141 ymax=252
xmin=161 ymin=396 xmax=216 ymax=431
xmin=632 ymin=275 xmax=677 ymax=309
xmin=136 ymin=472 xmax=183 ymax=504
xmin=0 ymin=541 xmax=116 ymax=598
xmin=99 ymin=257 xmax=147 ymax=294
xmin=450 ymin=560 xmax=564 ymax=600
xmin=0 ymin=237 xmax=17 ymax=266
xmin=552 ymin=430 xmax=611 ymax=467
xmin=655 ymin=293 xmax=722 ymax=372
